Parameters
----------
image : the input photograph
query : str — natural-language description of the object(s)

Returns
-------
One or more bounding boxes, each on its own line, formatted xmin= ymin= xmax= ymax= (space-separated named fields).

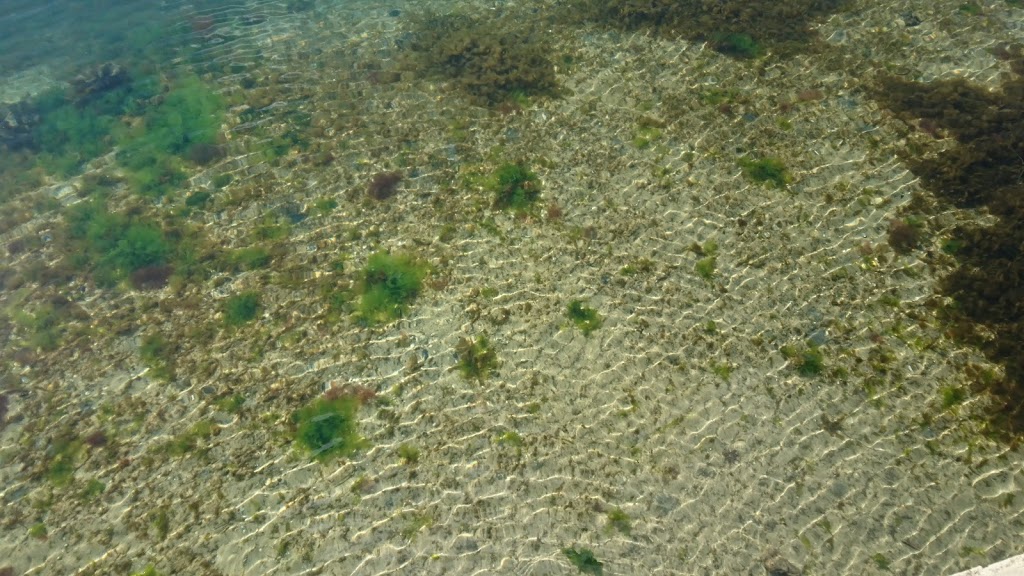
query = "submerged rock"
xmin=762 ymin=550 xmax=802 ymax=576
xmin=70 ymin=62 xmax=129 ymax=102
xmin=0 ymin=99 xmax=39 ymax=150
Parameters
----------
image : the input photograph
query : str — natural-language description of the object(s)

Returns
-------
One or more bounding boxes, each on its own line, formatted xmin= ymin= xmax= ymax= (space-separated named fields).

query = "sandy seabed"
xmin=1 ymin=0 xmax=1023 ymax=574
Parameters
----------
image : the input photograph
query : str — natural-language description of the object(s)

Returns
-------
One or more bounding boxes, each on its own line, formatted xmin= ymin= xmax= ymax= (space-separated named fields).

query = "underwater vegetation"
xmin=496 ymin=430 xmax=524 ymax=447
xmin=314 ymin=197 xmax=338 ymax=215
xmin=367 ymin=171 xmax=403 ymax=201
xmin=489 ymin=162 xmax=541 ymax=211
xmin=605 ymin=507 xmax=632 ymax=535
xmin=399 ymin=510 xmax=435 ymax=540
xmin=357 ymin=251 xmax=429 ymax=325
xmin=31 ymin=96 xmax=122 ymax=177
xmin=228 ymin=246 xmax=272 ymax=271
xmin=712 ymin=32 xmax=764 ymax=59
xmin=60 ymin=199 xmax=173 ymax=288
xmin=578 ymin=0 xmax=852 ymax=58
xmin=455 ymin=334 xmax=499 ymax=382
xmin=223 ymin=292 xmax=261 ymax=327
xmin=941 ymin=385 xmax=969 ymax=411
xmin=567 ymin=300 xmax=603 ymax=335
xmin=292 ymin=395 xmax=364 ymax=461
xmin=28 ymin=65 xmax=152 ymax=177
xmin=738 ymin=156 xmax=791 ymax=189
xmin=45 ymin=187 xmax=210 ymax=293
xmin=45 ymin=433 xmax=83 ymax=486
xmin=0 ymin=65 xmax=224 ymax=198
xmin=692 ymin=239 xmax=719 ymax=280
xmin=140 ymin=333 xmax=176 ymax=381
xmin=159 ymin=420 xmax=216 ymax=458
xmin=694 ymin=255 xmax=717 ymax=280
xmin=887 ymin=217 xmax=925 ymax=254
xmin=397 ymin=443 xmax=421 ymax=465
xmin=403 ymin=12 xmax=558 ymax=106
xmin=10 ymin=296 xmax=82 ymax=352
xmin=117 ymin=75 xmax=225 ymax=196
xmin=781 ymin=342 xmax=826 ymax=377
xmin=28 ymin=523 xmax=48 ymax=540
xmin=871 ymin=43 xmax=1024 ymax=440
xmin=620 ymin=257 xmax=655 ymax=277
xmin=563 ymin=547 xmax=603 ymax=575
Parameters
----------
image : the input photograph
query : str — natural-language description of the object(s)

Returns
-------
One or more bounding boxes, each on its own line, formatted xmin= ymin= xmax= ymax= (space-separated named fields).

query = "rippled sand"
xmin=1 ymin=0 xmax=1023 ymax=574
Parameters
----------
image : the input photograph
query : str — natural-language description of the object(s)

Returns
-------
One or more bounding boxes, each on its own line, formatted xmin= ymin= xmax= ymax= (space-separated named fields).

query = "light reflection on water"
xmin=0 ymin=1 xmax=1022 ymax=575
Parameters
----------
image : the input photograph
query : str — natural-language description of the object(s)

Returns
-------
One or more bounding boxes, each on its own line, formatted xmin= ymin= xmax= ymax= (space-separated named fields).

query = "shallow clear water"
xmin=1 ymin=1 xmax=1023 ymax=575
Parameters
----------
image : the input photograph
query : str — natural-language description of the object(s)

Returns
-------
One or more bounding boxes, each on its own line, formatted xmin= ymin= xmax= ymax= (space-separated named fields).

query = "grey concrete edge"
xmin=949 ymin=554 xmax=1024 ymax=576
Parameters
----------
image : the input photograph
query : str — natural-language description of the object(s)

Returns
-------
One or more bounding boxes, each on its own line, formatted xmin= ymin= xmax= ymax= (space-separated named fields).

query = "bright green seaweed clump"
xmin=29 ymin=71 xmax=158 ymax=177
xmin=293 ymin=396 xmax=364 ymax=461
xmin=1 ymin=65 xmax=223 ymax=200
xmin=20 ymin=70 xmax=223 ymax=199
xmin=490 ymin=163 xmax=541 ymax=211
xmin=357 ymin=251 xmax=429 ymax=324
xmin=62 ymin=199 xmax=172 ymax=287
xmin=117 ymin=76 xmax=225 ymax=196
xmin=32 ymin=93 xmax=122 ymax=177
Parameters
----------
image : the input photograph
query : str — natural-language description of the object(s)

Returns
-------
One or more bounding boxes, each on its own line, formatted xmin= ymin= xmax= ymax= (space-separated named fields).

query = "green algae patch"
xmin=46 ymin=434 xmax=84 ymax=486
xmin=116 ymin=75 xmax=225 ymax=197
xmin=397 ymin=443 xmax=421 ymax=465
xmin=62 ymin=199 xmax=172 ymax=287
xmin=11 ymin=69 xmax=223 ymax=198
xmin=567 ymin=300 xmax=603 ymax=335
xmin=223 ymin=292 xmax=261 ymax=327
xmin=293 ymin=396 xmax=365 ymax=462
xmin=563 ymin=547 xmax=603 ymax=575
xmin=490 ymin=162 xmax=541 ymax=212
xmin=140 ymin=332 xmax=176 ymax=381
xmin=739 ymin=156 xmax=791 ymax=189
xmin=229 ymin=246 xmax=272 ymax=271
xmin=605 ymin=507 xmax=632 ymax=535
xmin=160 ymin=420 xmax=216 ymax=458
xmin=357 ymin=251 xmax=429 ymax=325
xmin=712 ymin=32 xmax=764 ymax=59
xmin=781 ymin=342 xmax=826 ymax=377
xmin=32 ymin=91 xmax=124 ymax=177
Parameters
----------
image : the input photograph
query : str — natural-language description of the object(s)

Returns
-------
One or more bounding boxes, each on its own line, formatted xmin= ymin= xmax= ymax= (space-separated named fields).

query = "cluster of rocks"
xmin=0 ymin=62 xmax=130 ymax=152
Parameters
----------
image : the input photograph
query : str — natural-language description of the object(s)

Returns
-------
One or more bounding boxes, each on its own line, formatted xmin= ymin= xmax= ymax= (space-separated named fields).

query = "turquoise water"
xmin=2 ymin=1 xmax=1023 ymax=575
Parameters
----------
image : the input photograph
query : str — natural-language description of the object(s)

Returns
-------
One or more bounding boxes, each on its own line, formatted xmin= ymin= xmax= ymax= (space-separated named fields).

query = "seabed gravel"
xmin=1 ymin=0 xmax=1023 ymax=574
